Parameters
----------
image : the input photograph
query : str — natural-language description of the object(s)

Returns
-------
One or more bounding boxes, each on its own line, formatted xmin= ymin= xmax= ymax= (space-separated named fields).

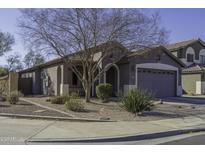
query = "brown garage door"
xmin=18 ymin=78 xmax=33 ymax=95
xmin=137 ymin=68 xmax=176 ymax=98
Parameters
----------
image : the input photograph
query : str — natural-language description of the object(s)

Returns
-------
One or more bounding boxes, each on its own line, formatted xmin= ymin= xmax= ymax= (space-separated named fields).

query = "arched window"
xmin=186 ymin=47 xmax=195 ymax=63
xmin=199 ymin=49 xmax=205 ymax=64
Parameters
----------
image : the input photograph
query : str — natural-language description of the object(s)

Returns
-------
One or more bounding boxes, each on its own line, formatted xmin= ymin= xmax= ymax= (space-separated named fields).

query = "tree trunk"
xmin=85 ymin=83 xmax=91 ymax=102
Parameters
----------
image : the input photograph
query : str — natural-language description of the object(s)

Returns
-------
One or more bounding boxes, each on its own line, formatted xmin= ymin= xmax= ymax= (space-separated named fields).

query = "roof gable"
xmin=125 ymin=46 xmax=185 ymax=67
xmin=165 ymin=38 xmax=205 ymax=51
xmin=19 ymin=41 xmax=128 ymax=73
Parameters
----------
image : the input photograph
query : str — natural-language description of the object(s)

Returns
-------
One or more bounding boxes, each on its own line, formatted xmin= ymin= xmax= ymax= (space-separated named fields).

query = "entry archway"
xmin=57 ymin=66 xmax=62 ymax=95
xmin=104 ymin=63 xmax=120 ymax=96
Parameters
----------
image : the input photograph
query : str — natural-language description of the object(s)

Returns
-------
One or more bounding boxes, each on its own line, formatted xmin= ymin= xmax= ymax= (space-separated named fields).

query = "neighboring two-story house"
xmin=166 ymin=38 xmax=205 ymax=95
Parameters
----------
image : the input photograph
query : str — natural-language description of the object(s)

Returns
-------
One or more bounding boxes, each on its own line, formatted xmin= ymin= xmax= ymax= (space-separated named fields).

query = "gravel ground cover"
xmin=0 ymin=100 xmax=70 ymax=117
xmin=23 ymin=97 xmax=205 ymax=121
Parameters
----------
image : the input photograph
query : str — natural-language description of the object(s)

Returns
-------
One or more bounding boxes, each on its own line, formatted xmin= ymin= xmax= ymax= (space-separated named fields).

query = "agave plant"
xmin=122 ymin=89 xmax=153 ymax=115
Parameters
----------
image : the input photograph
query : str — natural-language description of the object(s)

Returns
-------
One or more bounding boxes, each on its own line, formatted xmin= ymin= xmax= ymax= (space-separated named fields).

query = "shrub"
xmin=96 ymin=83 xmax=112 ymax=100
xmin=46 ymin=98 xmax=51 ymax=102
xmin=18 ymin=91 xmax=24 ymax=97
xmin=0 ymin=95 xmax=6 ymax=102
xmin=51 ymin=96 xmax=63 ymax=104
xmin=65 ymin=99 xmax=85 ymax=112
xmin=70 ymin=92 xmax=80 ymax=99
xmin=51 ymin=95 xmax=70 ymax=104
xmin=178 ymin=105 xmax=182 ymax=109
xmin=7 ymin=91 xmax=20 ymax=104
xmin=51 ymin=93 xmax=81 ymax=105
xmin=121 ymin=89 xmax=153 ymax=115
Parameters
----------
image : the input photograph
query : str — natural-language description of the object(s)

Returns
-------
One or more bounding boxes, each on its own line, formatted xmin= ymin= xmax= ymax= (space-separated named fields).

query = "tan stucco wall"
xmin=44 ymin=65 xmax=59 ymax=96
xmin=0 ymin=76 xmax=8 ymax=95
xmin=182 ymin=73 xmax=201 ymax=94
xmin=0 ymin=73 xmax=19 ymax=96
xmin=9 ymin=72 xmax=19 ymax=94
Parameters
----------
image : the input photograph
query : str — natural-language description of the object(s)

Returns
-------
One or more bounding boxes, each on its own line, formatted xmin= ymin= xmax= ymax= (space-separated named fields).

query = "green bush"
xmin=122 ymin=89 xmax=153 ymax=115
xmin=0 ymin=95 xmax=6 ymax=102
xmin=51 ymin=93 xmax=81 ymax=105
xmin=65 ymin=99 xmax=85 ymax=112
xmin=46 ymin=98 xmax=51 ymax=102
xmin=0 ymin=67 xmax=8 ymax=77
xmin=96 ymin=83 xmax=112 ymax=100
xmin=70 ymin=92 xmax=80 ymax=99
xmin=51 ymin=95 xmax=70 ymax=104
xmin=7 ymin=91 xmax=20 ymax=104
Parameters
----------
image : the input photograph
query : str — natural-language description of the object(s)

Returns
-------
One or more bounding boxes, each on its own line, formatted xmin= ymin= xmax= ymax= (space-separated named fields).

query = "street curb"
xmin=27 ymin=128 xmax=205 ymax=143
xmin=0 ymin=113 xmax=116 ymax=122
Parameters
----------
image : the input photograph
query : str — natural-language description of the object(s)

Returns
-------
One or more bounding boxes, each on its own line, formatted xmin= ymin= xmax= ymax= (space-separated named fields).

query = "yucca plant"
xmin=122 ymin=89 xmax=153 ymax=115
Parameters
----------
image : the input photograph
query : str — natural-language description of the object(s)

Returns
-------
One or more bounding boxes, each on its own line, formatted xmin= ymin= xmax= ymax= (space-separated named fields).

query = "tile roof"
xmin=19 ymin=41 xmax=126 ymax=73
xmin=127 ymin=48 xmax=152 ymax=57
xmin=165 ymin=39 xmax=197 ymax=51
xmin=119 ymin=46 xmax=185 ymax=67
xmin=182 ymin=64 xmax=205 ymax=73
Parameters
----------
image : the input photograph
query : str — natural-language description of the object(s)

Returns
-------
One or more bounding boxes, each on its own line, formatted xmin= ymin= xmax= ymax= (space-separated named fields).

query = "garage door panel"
xmin=137 ymin=68 xmax=176 ymax=98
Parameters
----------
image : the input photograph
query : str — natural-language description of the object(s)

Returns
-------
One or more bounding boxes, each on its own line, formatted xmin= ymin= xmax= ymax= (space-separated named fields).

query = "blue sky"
xmin=157 ymin=8 xmax=205 ymax=42
xmin=1 ymin=8 xmax=205 ymax=65
xmin=0 ymin=9 xmax=23 ymax=66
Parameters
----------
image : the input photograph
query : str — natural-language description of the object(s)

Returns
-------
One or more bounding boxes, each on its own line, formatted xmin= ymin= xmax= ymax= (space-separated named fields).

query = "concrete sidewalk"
xmin=28 ymin=115 xmax=205 ymax=142
xmin=1 ymin=114 xmax=205 ymax=144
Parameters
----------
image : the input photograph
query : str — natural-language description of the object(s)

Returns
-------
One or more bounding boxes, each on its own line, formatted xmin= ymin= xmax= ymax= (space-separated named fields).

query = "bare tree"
xmin=0 ymin=67 xmax=8 ymax=77
xmin=0 ymin=31 xmax=14 ymax=57
xmin=23 ymin=49 xmax=45 ymax=68
xmin=18 ymin=8 xmax=169 ymax=102
xmin=6 ymin=53 xmax=23 ymax=72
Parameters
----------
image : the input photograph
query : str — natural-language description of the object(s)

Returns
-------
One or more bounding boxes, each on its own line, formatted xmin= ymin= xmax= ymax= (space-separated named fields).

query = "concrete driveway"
xmin=163 ymin=96 xmax=205 ymax=105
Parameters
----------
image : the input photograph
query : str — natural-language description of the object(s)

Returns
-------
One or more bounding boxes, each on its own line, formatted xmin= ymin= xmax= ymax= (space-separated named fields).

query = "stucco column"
xmin=60 ymin=64 xmax=69 ymax=95
xmin=8 ymin=72 xmax=19 ymax=94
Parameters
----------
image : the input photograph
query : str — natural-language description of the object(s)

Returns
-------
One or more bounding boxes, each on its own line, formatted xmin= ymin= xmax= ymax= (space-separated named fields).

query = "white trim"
xmin=93 ymin=52 xmax=102 ymax=68
xmin=186 ymin=47 xmax=196 ymax=59
xmin=196 ymin=81 xmax=205 ymax=95
xmin=186 ymin=47 xmax=195 ymax=59
xmin=60 ymin=84 xmax=69 ymax=95
xmin=135 ymin=63 xmax=181 ymax=96
xmin=196 ymin=81 xmax=201 ymax=94
xmin=199 ymin=49 xmax=205 ymax=64
xmin=184 ymin=47 xmax=197 ymax=66
xmin=180 ymin=58 xmax=199 ymax=66
xmin=201 ymin=82 xmax=205 ymax=94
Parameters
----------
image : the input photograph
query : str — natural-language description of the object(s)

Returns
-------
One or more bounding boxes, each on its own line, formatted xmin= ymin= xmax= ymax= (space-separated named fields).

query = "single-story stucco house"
xmin=165 ymin=38 xmax=205 ymax=95
xmin=18 ymin=42 xmax=185 ymax=98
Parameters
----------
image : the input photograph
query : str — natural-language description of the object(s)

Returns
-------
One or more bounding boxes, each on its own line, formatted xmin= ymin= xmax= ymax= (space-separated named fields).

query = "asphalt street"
xmin=161 ymin=134 xmax=205 ymax=145
xmin=27 ymin=132 xmax=205 ymax=145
